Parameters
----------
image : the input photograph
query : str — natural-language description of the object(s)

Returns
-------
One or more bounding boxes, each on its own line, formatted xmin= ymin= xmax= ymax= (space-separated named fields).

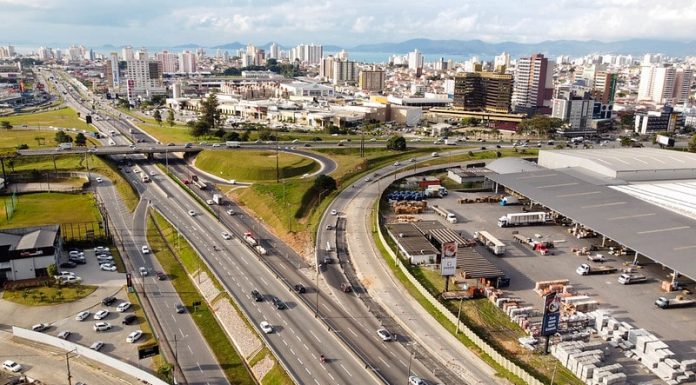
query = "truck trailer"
xmin=432 ymin=205 xmax=457 ymax=223
xmin=498 ymin=212 xmax=549 ymax=227
xmin=474 ymin=231 xmax=506 ymax=256
xmin=655 ymin=296 xmax=696 ymax=309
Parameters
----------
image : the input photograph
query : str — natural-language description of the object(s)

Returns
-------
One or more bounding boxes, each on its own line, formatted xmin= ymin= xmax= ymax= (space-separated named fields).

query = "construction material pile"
xmin=552 ymin=341 xmax=627 ymax=385
xmin=391 ymin=200 xmax=427 ymax=214
xmin=457 ymin=195 xmax=503 ymax=204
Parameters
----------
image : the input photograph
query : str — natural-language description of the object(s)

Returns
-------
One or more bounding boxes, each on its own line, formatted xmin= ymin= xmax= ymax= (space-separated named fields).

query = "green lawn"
xmin=195 ymin=150 xmax=319 ymax=182
xmin=3 ymin=284 xmax=97 ymax=305
xmin=9 ymin=154 xmax=139 ymax=211
xmin=147 ymin=212 xmax=256 ymax=385
xmin=0 ymin=192 xmax=101 ymax=230
xmin=1 ymin=107 xmax=94 ymax=131
xmin=0 ymin=128 xmax=99 ymax=151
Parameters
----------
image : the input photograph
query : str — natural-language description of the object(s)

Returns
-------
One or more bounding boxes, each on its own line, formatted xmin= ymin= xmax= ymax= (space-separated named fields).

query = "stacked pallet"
xmin=590 ymin=311 xmax=696 ymax=384
xmin=457 ymin=195 xmax=503 ymax=204
xmin=534 ymin=279 xmax=570 ymax=296
xmin=562 ymin=295 xmax=599 ymax=313
xmin=391 ymin=200 xmax=427 ymax=214
xmin=551 ymin=341 xmax=626 ymax=385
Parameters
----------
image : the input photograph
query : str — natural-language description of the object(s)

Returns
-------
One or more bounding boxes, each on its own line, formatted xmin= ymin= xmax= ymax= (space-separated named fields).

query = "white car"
xmin=75 ymin=311 xmax=90 ymax=321
xmin=90 ymin=341 xmax=104 ymax=351
xmin=126 ymin=330 xmax=143 ymax=343
xmin=94 ymin=310 xmax=109 ymax=320
xmin=393 ymin=161 xmax=400 ymax=166
xmin=149 ymin=171 xmax=156 ymax=176
xmin=95 ymin=177 xmax=103 ymax=183
xmin=259 ymin=321 xmax=273 ymax=334
xmin=206 ymin=199 xmax=215 ymax=205
xmin=60 ymin=276 xmax=81 ymax=284
xmin=221 ymin=232 xmax=232 ymax=240
xmin=2 ymin=360 xmax=22 ymax=372
xmin=408 ymin=375 xmax=426 ymax=385
xmin=377 ymin=328 xmax=393 ymax=341
xmin=139 ymin=267 xmax=148 ymax=276
xmin=188 ymin=210 xmax=196 ymax=216
xmin=116 ymin=302 xmax=131 ymax=312
xmin=94 ymin=246 xmax=109 ymax=253
xmin=141 ymin=245 xmax=150 ymax=254
xmin=226 ymin=209 xmax=235 ymax=215
xmin=31 ymin=323 xmax=49 ymax=332
xmin=100 ymin=263 xmax=117 ymax=272
xmin=68 ymin=250 xmax=84 ymax=257
xmin=96 ymin=254 xmax=113 ymax=261
xmin=93 ymin=322 xmax=112 ymax=332
xmin=330 ymin=209 xmax=338 ymax=216
xmin=59 ymin=271 xmax=75 ymax=277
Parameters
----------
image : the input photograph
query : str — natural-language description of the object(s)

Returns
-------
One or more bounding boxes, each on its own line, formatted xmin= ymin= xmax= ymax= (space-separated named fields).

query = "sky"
xmin=1 ymin=0 xmax=696 ymax=48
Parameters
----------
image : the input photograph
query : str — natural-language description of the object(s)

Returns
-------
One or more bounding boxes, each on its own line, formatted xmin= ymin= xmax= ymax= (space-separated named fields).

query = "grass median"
xmin=195 ymin=149 xmax=320 ymax=182
xmin=1 ymin=107 xmax=94 ymax=131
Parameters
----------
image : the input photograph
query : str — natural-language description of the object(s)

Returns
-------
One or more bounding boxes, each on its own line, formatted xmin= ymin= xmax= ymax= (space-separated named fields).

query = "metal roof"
xmin=457 ymin=247 xmax=505 ymax=279
xmin=487 ymin=157 xmax=544 ymax=175
xmin=540 ymin=148 xmax=696 ymax=172
xmin=486 ymin=170 xmax=696 ymax=280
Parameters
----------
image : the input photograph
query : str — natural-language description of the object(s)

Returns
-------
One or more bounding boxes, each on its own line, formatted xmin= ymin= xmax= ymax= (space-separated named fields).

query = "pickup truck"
xmin=587 ymin=254 xmax=606 ymax=262
xmin=655 ymin=296 xmax=696 ymax=309
xmin=576 ymin=263 xmax=617 ymax=276
xmin=617 ymin=273 xmax=647 ymax=285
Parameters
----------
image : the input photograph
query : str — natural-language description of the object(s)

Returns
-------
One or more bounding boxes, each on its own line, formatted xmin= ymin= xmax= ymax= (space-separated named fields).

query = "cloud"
xmin=1 ymin=0 xmax=696 ymax=47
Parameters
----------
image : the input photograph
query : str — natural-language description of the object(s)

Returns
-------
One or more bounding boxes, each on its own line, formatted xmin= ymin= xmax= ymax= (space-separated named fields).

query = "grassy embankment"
xmin=194 ymin=150 xmax=319 ymax=182
xmin=148 ymin=211 xmax=292 ymax=385
xmin=1 ymin=107 xmax=94 ymax=132
xmin=0 ymin=192 xmax=100 ymax=229
xmin=2 ymin=284 xmax=97 ymax=305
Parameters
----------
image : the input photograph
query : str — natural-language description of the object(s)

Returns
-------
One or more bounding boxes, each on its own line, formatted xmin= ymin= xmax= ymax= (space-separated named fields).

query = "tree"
xmin=54 ymin=131 xmax=73 ymax=144
xmin=47 ymin=263 xmax=57 ymax=278
xmin=223 ymin=131 xmax=240 ymax=141
xmin=688 ymin=134 xmax=696 ymax=153
xmin=518 ymin=115 xmax=563 ymax=137
xmin=386 ymin=135 xmax=407 ymax=151
xmin=74 ymin=133 xmax=87 ymax=146
xmin=199 ymin=92 xmax=222 ymax=129
xmin=189 ymin=121 xmax=210 ymax=138
xmin=1 ymin=121 xmax=12 ymax=129
xmin=166 ymin=108 xmax=175 ymax=127
xmin=313 ymin=174 xmax=337 ymax=194
xmin=153 ymin=109 xmax=162 ymax=125
xmin=619 ymin=136 xmax=633 ymax=147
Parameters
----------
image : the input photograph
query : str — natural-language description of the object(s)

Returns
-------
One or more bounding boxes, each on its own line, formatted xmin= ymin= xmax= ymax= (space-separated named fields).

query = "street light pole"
xmin=455 ymin=296 xmax=464 ymax=334
xmin=405 ymin=342 xmax=417 ymax=384
xmin=315 ymin=269 xmax=320 ymax=318
xmin=65 ymin=349 xmax=77 ymax=385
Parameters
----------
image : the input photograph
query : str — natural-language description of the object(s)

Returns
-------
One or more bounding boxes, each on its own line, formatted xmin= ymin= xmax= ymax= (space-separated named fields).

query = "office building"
xmin=0 ymin=226 xmax=62 ymax=282
xmin=126 ymin=59 xmax=164 ymax=99
xmin=453 ymin=71 xmax=513 ymax=113
xmin=359 ymin=69 xmax=385 ymax=93
xmin=156 ymin=50 xmax=178 ymax=73
xmin=106 ymin=52 xmax=120 ymax=88
xmin=634 ymin=106 xmax=683 ymax=134
xmin=179 ymin=50 xmax=197 ymax=73
xmin=511 ymin=53 xmax=554 ymax=115
xmin=551 ymin=91 xmax=593 ymax=131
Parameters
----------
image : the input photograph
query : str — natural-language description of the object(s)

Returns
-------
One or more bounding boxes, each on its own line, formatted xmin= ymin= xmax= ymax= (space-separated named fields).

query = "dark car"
xmin=251 ymin=289 xmax=263 ymax=302
xmin=175 ymin=303 xmax=185 ymax=313
xmin=59 ymin=261 xmax=77 ymax=268
xmin=156 ymin=271 xmax=166 ymax=280
xmin=294 ymin=284 xmax=306 ymax=294
xmin=271 ymin=296 xmax=286 ymax=310
xmin=69 ymin=257 xmax=86 ymax=265
xmin=122 ymin=314 xmax=137 ymax=325
xmin=102 ymin=296 xmax=117 ymax=306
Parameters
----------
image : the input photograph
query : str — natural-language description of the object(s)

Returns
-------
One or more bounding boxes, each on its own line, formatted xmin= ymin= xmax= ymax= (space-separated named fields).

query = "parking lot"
xmin=396 ymin=192 xmax=696 ymax=359
xmin=414 ymin=191 xmax=696 ymax=361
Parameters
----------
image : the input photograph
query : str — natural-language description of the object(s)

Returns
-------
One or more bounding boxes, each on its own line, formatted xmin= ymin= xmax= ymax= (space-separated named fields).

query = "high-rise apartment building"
xmin=407 ymin=49 xmax=423 ymax=71
xmin=511 ymin=53 xmax=554 ymax=115
xmin=453 ymin=71 xmax=513 ymax=113
xmin=269 ymin=42 xmax=280 ymax=59
xmin=290 ymin=44 xmax=323 ymax=65
xmin=106 ymin=52 xmax=120 ymax=88
xmin=156 ymin=50 xmax=178 ymax=73
xmin=37 ymin=47 xmax=51 ymax=61
xmin=0 ymin=45 xmax=16 ymax=58
xmin=179 ymin=50 xmax=197 ymax=73
xmin=126 ymin=59 xmax=163 ymax=99
xmin=332 ymin=59 xmax=358 ymax=85
xmin=494 ymin=52 xmax=510 ymax=71
xmin=638 ymin=65 xmax=693 ymax=104
xmin=320 ymin=56 xmax=335 ymax=81
xmin=122 ymin=46 xmax=134 ymax=61
xmin=358 ymin=69 xmax=385 ymax=93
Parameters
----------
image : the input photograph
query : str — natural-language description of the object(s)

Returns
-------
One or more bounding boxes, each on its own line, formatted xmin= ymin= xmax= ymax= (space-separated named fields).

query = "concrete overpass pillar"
xmin=632 ymin=251 xmax=639 ymax=266
xmin=601 ymin=235 xmax=606 ymax=247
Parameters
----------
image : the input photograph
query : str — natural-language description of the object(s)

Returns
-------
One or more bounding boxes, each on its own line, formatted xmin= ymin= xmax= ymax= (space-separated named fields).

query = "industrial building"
xmin=0 ymin=225 xmax=62 ymax=282
xmin=485 ymin=148 xmax=696 ymax=282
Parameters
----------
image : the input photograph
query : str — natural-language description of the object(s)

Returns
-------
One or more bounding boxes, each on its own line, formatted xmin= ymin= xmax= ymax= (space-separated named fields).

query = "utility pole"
xmin=65 ymin=349 xmax=77 ymax=385
xmin=315 ymin=269 xmax=320 ymax=318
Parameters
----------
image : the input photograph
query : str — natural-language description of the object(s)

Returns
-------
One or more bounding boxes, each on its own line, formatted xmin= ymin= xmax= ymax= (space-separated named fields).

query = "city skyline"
xmin=2 ymin=0 xmax=696 ymax=48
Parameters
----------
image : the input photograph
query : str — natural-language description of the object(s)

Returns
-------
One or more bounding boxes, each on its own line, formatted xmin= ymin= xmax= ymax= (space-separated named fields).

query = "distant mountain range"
xmin=94 ymin=38 xmax=696 ymax=58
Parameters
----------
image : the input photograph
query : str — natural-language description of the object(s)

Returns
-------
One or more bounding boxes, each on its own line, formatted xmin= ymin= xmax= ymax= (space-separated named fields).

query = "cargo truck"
xmin=474 ymin=231 xmax=505 ymax=256
xmin=212 ymin=194 xmax=223 ymax=205
xmin=656 ymin=135 xmax=674 ymax=148
xmin=243 ymin=231 xmax=258 ymax=246
xmin=226 ymin=141 xmax=241 ymax=148
xmin=576 ymin=263 xmax=617 ymax=276
xmin=57 ymin=142 xmax=73 ymax=150
xmin=499 ymin=196 xmax=520 ymax=206
xmin=432 ymin=205 xmax=457 ymax=223
xmin=498 ymin=212 xmax=549 ymax=227
xmin=654 ymin=296 xmax=696 ymax=309
xmin=617 ymin=273 xmax=647 ymax=285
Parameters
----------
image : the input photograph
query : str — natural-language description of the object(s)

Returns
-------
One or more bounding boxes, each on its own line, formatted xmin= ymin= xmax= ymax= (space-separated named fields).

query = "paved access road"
xmin=317 ymin=156 xmax=506 ymax=385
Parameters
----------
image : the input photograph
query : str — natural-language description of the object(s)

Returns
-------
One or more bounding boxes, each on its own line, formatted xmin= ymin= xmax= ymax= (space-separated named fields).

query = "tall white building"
xmin=156 ymin=50 xmax=178 ymax=73
xmin=320 ymin=56 xmax=335 ymax=81
xmin=37 ymin=47 xmax=52 ymax=61
xmin=122 ymin=46 xmax=134 ymax=61
xmin=407 ymin=49 xmax=423 ymax=71
xmin=0 ymin=45 xmax=16 ymax=58
xmin=290 ymin=43 xmax=323 ymax=65
xmin=179 ymin=50 xmax=197 ymax=73
xmin=638 ymin=65 xmax=693 ymax=104
xmin=108 ymin=52 xmax=120 ymax=88
xmin=332 ymin=59 xmax=358 ymax=85
xmin=126 ymin=59 xmax=163 ymax=100
xmin=336 ymin=50 xmax=348 ymax=60
xmin=269 ymin=42 xmax=280 ymax=59
xmin=494 ymin=52 xmax=510 ymax=69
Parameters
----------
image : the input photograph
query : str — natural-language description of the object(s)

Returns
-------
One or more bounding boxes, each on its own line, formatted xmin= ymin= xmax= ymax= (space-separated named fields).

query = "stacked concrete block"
xmin=601 ymin=372 xmax=627 ymax=385
xmin=592 ymin=363 xmax=625 ymax=385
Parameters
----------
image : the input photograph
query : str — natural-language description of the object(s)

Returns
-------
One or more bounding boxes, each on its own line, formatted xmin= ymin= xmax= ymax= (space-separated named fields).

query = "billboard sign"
xmin=541 ymin=291 xmax=562 ymax=336
xmin=440 ymin=241 xmax=457 ymax=276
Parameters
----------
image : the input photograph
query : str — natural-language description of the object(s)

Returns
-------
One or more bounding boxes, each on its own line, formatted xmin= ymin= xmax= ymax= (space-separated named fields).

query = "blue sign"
xmin=542 ymin=312 xmax=561 ymax=336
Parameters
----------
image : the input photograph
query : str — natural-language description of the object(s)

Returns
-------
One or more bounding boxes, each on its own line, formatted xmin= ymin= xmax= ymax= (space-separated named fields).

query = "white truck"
xmin=225 ymin=141 xmax=241 ymax=148
xmin=497 ymin=212 xmax=549 ymax=227
xmin=57 ymin=142 xmax=73 ymax=150
xmin=474 ymin=231 xmax=506 ymax=256
xmin=426 ymin=185 xmax=448 ymax=197
xmin=243 ymin=231 xmax=257 ymax=246
xmin=617 ymin=273 xmax=647 ymax=285
xmin=432 ymin=205 xmax=457 ymax=223
xmin=212 ymin=194 xmax=223 ymax=205
xmin=499 ymin=196 xmax=520 ymax=206
xmin=255 ymin=245 xmax=267 ymax=255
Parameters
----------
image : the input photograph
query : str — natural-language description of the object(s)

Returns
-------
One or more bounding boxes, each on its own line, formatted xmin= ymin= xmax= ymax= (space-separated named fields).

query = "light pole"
xmin=405 ymin=342 xmax=417 ymax=384
xmin=315 ymin=268 xmax=320 ymax=318
xmin=65 ymin=348 xmax=78 ymax=385
xmin=455 ymin=296 xmax=465 ymax=334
